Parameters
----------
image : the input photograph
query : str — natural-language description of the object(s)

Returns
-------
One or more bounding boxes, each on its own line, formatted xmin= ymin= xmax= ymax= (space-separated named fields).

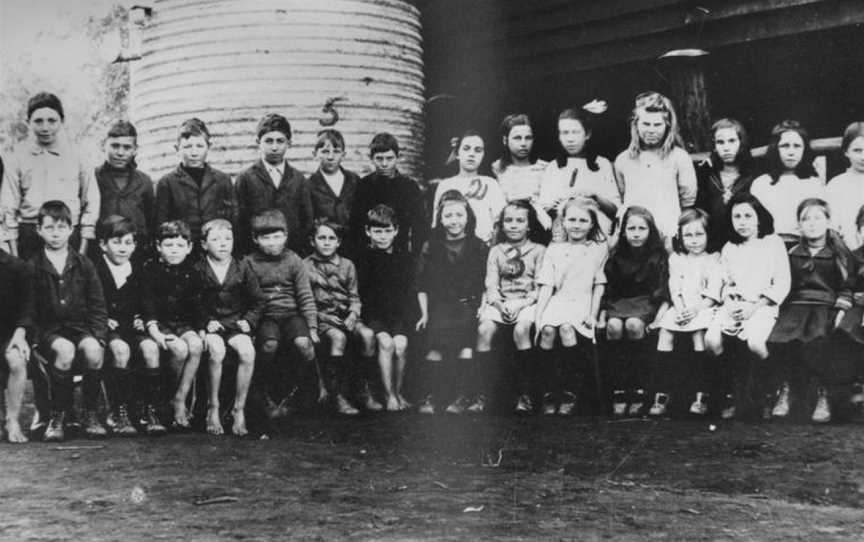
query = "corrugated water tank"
xmin=129 ymin=0 xmax=425 ymax=179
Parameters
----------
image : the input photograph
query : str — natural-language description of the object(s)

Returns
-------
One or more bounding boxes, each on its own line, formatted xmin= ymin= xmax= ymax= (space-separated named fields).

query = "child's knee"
xmin=392 ymin=335 xmax=408 ymax=356
xmin=52 ymin=338 xmax=77 ymax=367
xmin=206 ymin=335 xmax=227 ymax=361
xmin=605 ymin=318 xmax=624 ymax=340
xmin=260 ymin=339 xmax=279 ymax=355
xmin=624 ymin=318 xmax=646 ymax=340
xmin=293 ymin=336 xmax=315 ymax=361
xmin=185 ymin=335 xmax=204 ymax=357
xmin=476 ymin=320 xmax=497 ymax=350
xmin=140 ymin=339 xmax=160 ymax=368
xmin=748 ymin=338 xmax=769 ymax=360
xmin=328 ymin=330 xmax=348 ymax=352
xmin=376 ymin=333 xmax=395 ymax=353
xmin=109 ymin=339 xmax=131 ymax=367
xmin=559 ymin=325 xmax=577 ymax=345
xmin=513 ymin=321 xmax=532 ymax=339
xmin=78 ymin=337 xmax=104 ymax=368
xmin=540 ymin=325 xmax=557 ymax=346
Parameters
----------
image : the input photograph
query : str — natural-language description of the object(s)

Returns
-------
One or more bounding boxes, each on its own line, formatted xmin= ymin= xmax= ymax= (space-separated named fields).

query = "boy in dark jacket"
xmin=155 ymin=118 xmax=237 ymax=244
xmin=95 ymin=120 xmax=155 ymax=257
xmin=196 ymin=218 xmax=263 ymax=436
xmin=141 ymin=220 xmax=203 ymax=430
xmin=356 ymin=204 xmax=418 ymax=411
xmin=95 ymin=215 xmax=166 ymax=437
xmin=31 ymin=201 xmax=109 ymax=442
xmin=0 ymin=248 xmax=34 ymax=443
xmin=308 ymin=129 xmax=360 ymax=233
xmin=348 ymin=133 xmax=427 ymax=257
xmin=236 ymin=113 xmax=313 ymax=255
xmin=243 ymin=209 xmax=318 ymax=413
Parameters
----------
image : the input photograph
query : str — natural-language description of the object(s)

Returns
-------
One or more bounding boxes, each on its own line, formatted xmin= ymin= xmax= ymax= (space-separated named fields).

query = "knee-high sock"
xmin=473 ymin=350 xmax=492 ymax=398
xmin=537 ymin=347 xmax=559 ymax=397
xmin=650 ymin=350 xmax=675 ymax=395
xmin=514 ymin=348 xmax=535 ymax=397
xmin=605 ymin=340 xmax=628 ymax=392
xmin=560 ymin=345 xmax=587 ymax=396
xmin=329 ymin=355 xmax=345 ymax=397
xmin=51 ymin=366 xmax=75 ymax=414
xmin=82 ymin=368 xmax=103 ymax=411
xmin=111 ymin=367 xmax=131 ymax=410
xmin=144 ymin=367 xmax=163 ymax=407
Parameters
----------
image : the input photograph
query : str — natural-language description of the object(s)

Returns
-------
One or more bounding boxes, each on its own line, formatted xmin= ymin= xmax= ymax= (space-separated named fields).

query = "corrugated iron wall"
xmin=130 ymin=0 xmax=425 ymax=180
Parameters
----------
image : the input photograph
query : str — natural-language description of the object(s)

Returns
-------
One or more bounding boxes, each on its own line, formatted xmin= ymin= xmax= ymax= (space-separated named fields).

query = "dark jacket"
xmin=140 ymin=257 xmax=199 ymax=328
xmin=243 ymin=249 xmax=317 ymax=330
xmin=235 ymin=160 xmax=313 ymax=255
xmin=348 ymin=170 xmax=428 ymax=258
xmin=155 ymin=164 xmax=237 ymax=241
xmin=30 ymin=250 xmax=108 ymax=342
xmin=308 ymin=167 xmax=360 ymax=230
xmin=303 ymin=253 xmax=361 ymax=330
xmin=695 ymin=160 xmax=755 ymax=253
xmin=94 ymin=255 xmax=144 ymax=331
xmin=195 ymin=257 xmax=264 ymax=333
xmin=603 ymin=248 xmax=668 ymax=308
xmin=356 ymin=247 xmax=417 ymax=326
xmin=784 ymin=243 xmax=854 ymax=309
xmin=0 ymin=250 xmax=35 ymax=339
xmin=417 ymin=235 xmax=488 ymax=312
xmin=95 ymin=162 xmax=156 ymax=247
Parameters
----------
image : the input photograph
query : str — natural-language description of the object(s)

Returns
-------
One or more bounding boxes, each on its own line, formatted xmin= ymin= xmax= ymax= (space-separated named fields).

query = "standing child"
xmin=1 ymin=92 xmax=100 ymax=260
xmin=652 ymin=209 xmax=722 ymax=417
xmin=471 ymin=200 xmax=546 ymax=414
xmin=95 ymin=216 xmax=166 ymax=437
xmin=750 ymin=120 xmax=824 ymax=245
xmin=534 ymin=197 xmax=607 ymax=416
xmin=95 ymin=120 xmax=155 ymax=257
xmin=613 ymin=92 xmax=697 ymax=239
xmin=432 ymin=130 xmax=508 ymax=245
xmin=416 ymin=191 xmax=488 ymax=414
xmin=492 ymin=114 xmax=548 ymax=208
xmin=196 ymin=219 xmax=262 ymax=436
xmin=0 ymin=248 xmax=34 ymax=442
xmin=141 ymin=221 xmax=204 ymax=430
xmin=304 ymin=219 xmax=373 ymax=415
xmin=695 ymin=118 xmax=756 ymax=252
xmin=827 ymin=122 xmax=864 ymax=249
xmin=705 ymin=193 xmax=791 ymax=419
xmin=349 ymin=133 xmax=427 ymax=257
xmin=236 ymin=113 xmax=313 ymax=255
xmin=308 ymin=129 xmax=360 ymax=232
xmin=601 ymin=206 xmax=668 ymax=417
xmin=31 ymin=201 xmax=109 ymax=441
xmin=243 ymin=210 xmax=319 ymax=414
xmin=155 ymin=118 xmax=238 ymax=244
xmin=766 ymin=199 xmax=854 ymax=423
xmin=539 ymin=108 xmax=620 ymax=237
xmin=356 ymin=205 xmax=418 ymax=411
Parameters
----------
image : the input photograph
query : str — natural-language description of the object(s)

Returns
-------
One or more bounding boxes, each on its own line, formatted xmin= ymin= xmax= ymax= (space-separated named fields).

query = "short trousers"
xmin=39 ymin=326 xmax=100 ymax=356
xmin=479 ymin=303 xmax=536 ymax=325
xmin=157 ymin=321 xmax=196 ymax=338
xmin=257 ymin=315 xmax=311 ymax=346
xmin=106 ymin=328 xmax=150 ymax=348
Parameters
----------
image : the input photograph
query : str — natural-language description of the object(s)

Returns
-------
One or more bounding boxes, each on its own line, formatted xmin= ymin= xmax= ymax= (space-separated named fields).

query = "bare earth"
xmin=3 ymin=408 xmax=864 ymax=541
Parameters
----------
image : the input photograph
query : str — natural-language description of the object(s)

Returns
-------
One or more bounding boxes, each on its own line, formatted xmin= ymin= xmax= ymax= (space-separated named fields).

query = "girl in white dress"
xmin=534 ymin=197 xmax=608 ymax=416
xmin=650 ymin=209 xmax=722 ymax=417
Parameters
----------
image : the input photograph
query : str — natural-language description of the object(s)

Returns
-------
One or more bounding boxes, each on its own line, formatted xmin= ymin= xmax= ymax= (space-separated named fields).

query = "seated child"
xmin=416 ymin=190 xmax=488 ymax=414
xmin=472 ymin=200 xmax=546 ymax=414
xmin=243 ymin=210 xmax=319 ymax=413
xmin=304 ymin=219 xmax=374 ymax=415
xmin=196 ymin=219 xmax=262 ymax=436
xmin=356 ymin=204 xmax=418 ymax=411
xmin=141 ymin=220 xmax=204 ymax=430
xmin=30 ymin=200 xmax=109 ymax=442
xmin=95 ymin=215 xmax=165 ymax=436
xmin=0 ymin=248 xmax=34 ymax=442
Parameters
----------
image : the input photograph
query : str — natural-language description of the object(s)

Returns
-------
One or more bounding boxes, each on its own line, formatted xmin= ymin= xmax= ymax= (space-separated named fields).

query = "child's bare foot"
xmin=386 ymin=395 xmax=401 ymax=412
xmin=206 ymin=406 xmax=224 ymax=435
xmin=171 ymin=400 xmax=191 ymax=430
xmin=397 ymin=394 xmax=411 ymax=410
xmin=231 ymin=408 xmax=248 ymax=436
xmin=318 ymin=388 xmax=330 ymax=404
xmin=5 ymin=420 xmax=28 ymax=443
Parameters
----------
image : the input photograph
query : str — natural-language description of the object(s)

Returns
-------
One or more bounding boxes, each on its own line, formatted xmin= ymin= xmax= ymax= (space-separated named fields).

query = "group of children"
xmin=4 ymin=89 xmax=864 ymax=444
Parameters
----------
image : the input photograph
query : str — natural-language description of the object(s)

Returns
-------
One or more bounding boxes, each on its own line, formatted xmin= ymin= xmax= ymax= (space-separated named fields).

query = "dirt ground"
xmin=3 ymin=404 xmax=864 ymax=542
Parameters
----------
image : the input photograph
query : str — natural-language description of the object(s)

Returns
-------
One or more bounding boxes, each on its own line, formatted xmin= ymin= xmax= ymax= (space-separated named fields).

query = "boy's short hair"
xmin=97 ymin=215 xmax=137 ymax=241
xmin=314 ymin=129 xmax=345 ymax=151
xmin=155 ymin=220 xmax=192 ymax=243
xmin=311 ymin=218 xmax=344 ymax=240
xmin=251 ymin=209 xmax=288 ymax=237
xmin=37 ymin=200 xmax=73 ymax=226
xmin=369 ymin=132 xmax=399 ymax=157
xmin=177 ymin=117 xmax=210 ymax=145
xmin=256 ymin=113 xmax=292 ymax=141
xmin=201 ymin=218 xmax=233 ymax=240
xmin=28 ymin=92 xmax=64 ymax=121
xmin=106 ymin=120 xmax=138 ymax=140
xmin=365 ymin=204 xmax=399 ymax=229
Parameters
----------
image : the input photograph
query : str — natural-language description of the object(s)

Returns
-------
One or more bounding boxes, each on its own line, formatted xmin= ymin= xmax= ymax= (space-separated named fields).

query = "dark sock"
xmin=112 ymin=367 xmax=131 ymax=410
xmin=514 ymin=348 xmax=534 ymax=397
xmin=145 ymin=368 xmax=162 ymax=407
xmin=537 ymin=348 xmax=559 ymax=399
xmin=560 ymin=345 xmax=583 ymax=396
xmin=651 ymin=351 xmax=674 ymax=396
xmin=82 ymin=369 xmax=103 ymax=412
xmin=472 ymin=352 xmax=488 ymax=398
xmin=51 ymin=366 xmax=75 ymax=414
xmin=329 ymin=355 xmax=345 ymax=397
